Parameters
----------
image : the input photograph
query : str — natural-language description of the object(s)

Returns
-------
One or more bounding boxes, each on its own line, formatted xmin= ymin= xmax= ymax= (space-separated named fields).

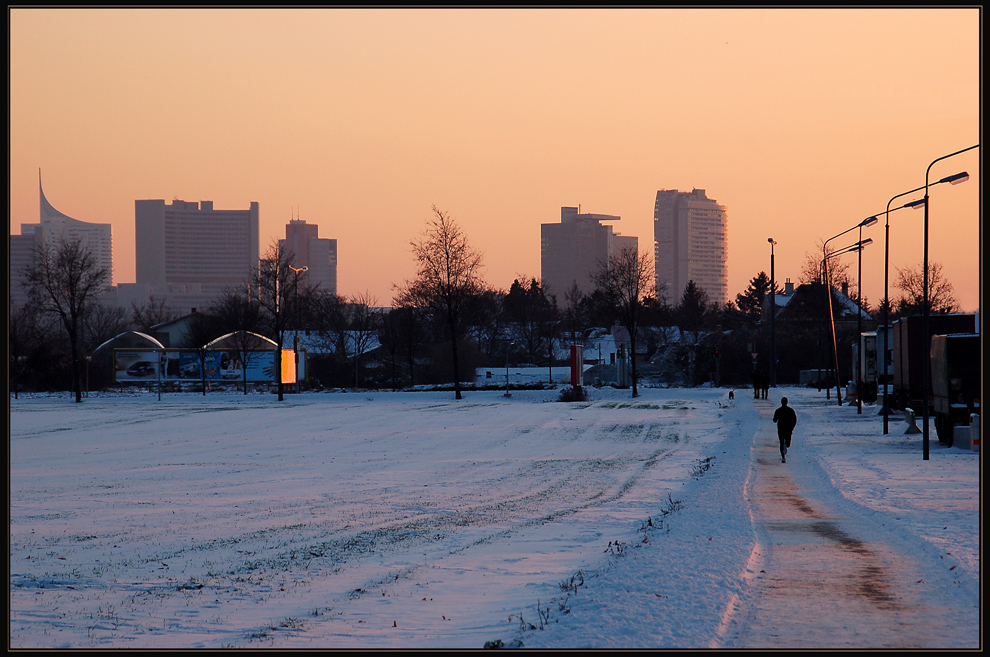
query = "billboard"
xmin=114 ymin=349 xmax=304 ymax=383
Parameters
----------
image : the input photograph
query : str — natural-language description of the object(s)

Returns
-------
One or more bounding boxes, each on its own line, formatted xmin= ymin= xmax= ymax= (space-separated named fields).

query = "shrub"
xmin=558 ymin=385 xmax=587 ymax=402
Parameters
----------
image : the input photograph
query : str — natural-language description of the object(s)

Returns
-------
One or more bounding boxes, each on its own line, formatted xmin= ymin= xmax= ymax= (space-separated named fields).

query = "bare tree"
xmin=395 ymin=304 xmax=427 ymax=387
xmin=346 ymin=291 xmax=380 ymax=388
xmin=311 ymin=289 xmax=349 ymax=362
xmin=378 ymin=307 xmax=404 ymax=391
xmin=562 ymin=281 xmax=585 ymax=347
xmin=25 ymin=237 xmax=109 ymax=402
xmin=209 ymin=288 xmax=263 ymax=395
xmin=131 ymin=295 xmax=177 ymax=334
xmin=396 ymin=206 xmax=484 ymax=400
xmin=83 ymin=301 xmax=131 ymax=353
xmin=800 ymin=240 xmax=852 ymax=291
xmin=9 ymin=299 xmax=50 ymax=399
xmin=539 ymin=290 xmax=561 ymax=384
xmin=894 ymin=261 xmax=959 ymax=317
xmin=255 ymin=240 xmax=296 ymax=401
xmin=592 ymin=247 xmax=655 ymax=398
xmin=182 ymin=310 xmax=226 ymax=396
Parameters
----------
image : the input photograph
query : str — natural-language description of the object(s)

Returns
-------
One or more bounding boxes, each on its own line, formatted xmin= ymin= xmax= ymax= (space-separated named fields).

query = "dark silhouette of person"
xmin=772 ymin=396 xmax=797 ymax=463
xmin=761 ymin=375 xmax=770 ymax=400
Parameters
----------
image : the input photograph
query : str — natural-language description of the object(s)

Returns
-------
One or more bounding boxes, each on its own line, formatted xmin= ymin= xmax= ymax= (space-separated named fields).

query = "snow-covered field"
xmin=9 ymin=386 xmax=980 ymax=649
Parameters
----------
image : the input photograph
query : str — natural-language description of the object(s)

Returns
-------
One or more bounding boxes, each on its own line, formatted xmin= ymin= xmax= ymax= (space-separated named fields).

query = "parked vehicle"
xmin=891 ymin=314 xmax=977 ymax=413
xmin=850 ymin=332 xmax=879 ymax=404
xmin=126 ymin=361 xmax=156 ymax=378
xmin=930 ymin=333 xmax=980 ymax=447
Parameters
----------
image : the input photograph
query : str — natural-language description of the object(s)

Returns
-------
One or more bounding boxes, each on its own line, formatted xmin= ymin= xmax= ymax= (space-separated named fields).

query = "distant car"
xmin=126 ymin=361 xmax=156 ymax=377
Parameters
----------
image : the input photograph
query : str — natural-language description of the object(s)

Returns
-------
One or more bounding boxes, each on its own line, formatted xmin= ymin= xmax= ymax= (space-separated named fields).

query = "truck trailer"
xmin=930 ymin=333 xmax=980 ymax=447
xmin=891 ymin=313 xmax=977 ymax=413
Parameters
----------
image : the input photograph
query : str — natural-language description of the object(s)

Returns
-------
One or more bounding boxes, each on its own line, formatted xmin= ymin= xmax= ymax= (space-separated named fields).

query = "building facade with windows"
xmin=541 ymin=206 xmax=638 ymax=297
xmin=654 ymin=188 xmax=728 ymax=306
xmin=11 ymin=174 xmax=114 ymax=307
xmin=279 ymin=218 xmax=337 ymax=294
xmin=135 ymin=198 xmax=259 ymax=313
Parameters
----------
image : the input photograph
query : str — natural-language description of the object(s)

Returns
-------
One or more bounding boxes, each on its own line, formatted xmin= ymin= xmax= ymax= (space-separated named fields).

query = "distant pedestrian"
xmin=762 ymin=375 xmax=770 ymax=400
xmin=772 ymin=396 xmax=797 ymax=463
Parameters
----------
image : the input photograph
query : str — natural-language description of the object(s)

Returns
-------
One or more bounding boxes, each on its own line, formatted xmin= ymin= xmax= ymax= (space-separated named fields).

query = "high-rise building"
xmin=654 ymin=189 xmax=728 ymax=306
xmin=541 ymin=206 xmax=638 ymax=296
xmin=11 ymin=174 xmax=114 ymax=307
xmin=135 ymin=198 xmax=259 ymax=312
xmin=279 ymin=218 xmax=337 ymax=294
xmin=8 ymin=230 xmax=40 ymax=309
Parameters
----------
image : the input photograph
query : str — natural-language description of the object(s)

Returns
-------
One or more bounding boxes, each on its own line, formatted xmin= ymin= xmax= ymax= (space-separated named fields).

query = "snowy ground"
xmin=8 ymin=386 xmax=980 ymax=649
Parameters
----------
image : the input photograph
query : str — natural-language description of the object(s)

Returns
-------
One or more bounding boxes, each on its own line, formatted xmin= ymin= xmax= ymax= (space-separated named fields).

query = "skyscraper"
xmin=654 ymin=189 xmax=728 ymax=306
xmin=541 ymin=206 xmax=638 ymax=296
xmin=135 ymin=198 xmax=259 ymax=312
xmin=279 ymin=218 xmax=337 ymax=294
xmin=11 ymin=174 xmax=114 ymax=307
xmin=9 ymin=230 xmax=40 ymax=309
xmin=34 ymin=173 xmax=114 ymax=281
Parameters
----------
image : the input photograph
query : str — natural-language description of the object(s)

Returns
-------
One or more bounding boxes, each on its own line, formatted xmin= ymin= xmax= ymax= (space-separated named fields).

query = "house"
xmin=764 ymin=281 xmax=873 ymax=328
xmin=149 ymin=311 xmax=203 ymax=348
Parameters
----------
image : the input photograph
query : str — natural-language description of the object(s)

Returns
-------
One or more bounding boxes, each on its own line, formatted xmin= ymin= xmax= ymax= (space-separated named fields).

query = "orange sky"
xmin=9 ymin=8 xmax=981 ymax=312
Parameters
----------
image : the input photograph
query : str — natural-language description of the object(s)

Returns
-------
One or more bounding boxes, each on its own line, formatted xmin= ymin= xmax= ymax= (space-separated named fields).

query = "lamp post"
xmin=768 ymin=238 xmax=777 ymax=388
xmin=823 ymin=217 xmax=878 ymax=405
xmin=504 ymin=341 xmax=515 ymax=398
xmin=855 ymin=217 xmax=878 ymax=414
xmin=920 ymin=145 xmax=978 ymax=460
xmin=819 ymin=251 xmax=838 ymax=401
xmin=821 ymin=240 xmax=872 ymax=405
xmin=877 ymin=174 xmax=967 ymax=433
xmin=289 ymin=265 xmax=308 ymax=394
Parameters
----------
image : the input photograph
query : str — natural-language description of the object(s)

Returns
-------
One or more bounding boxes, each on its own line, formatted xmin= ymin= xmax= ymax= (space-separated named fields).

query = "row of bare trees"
xmin=14 ymin=208 xmax=961 ymax=401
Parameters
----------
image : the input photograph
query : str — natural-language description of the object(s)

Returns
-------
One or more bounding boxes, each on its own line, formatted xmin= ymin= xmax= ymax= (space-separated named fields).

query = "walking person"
xmin=772 ymin=396 xmax=797 ymax=463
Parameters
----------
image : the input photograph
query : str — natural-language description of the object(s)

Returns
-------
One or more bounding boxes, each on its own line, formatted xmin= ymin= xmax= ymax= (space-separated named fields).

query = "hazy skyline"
xmin=10 ymin=8 xmax=980 ymax=311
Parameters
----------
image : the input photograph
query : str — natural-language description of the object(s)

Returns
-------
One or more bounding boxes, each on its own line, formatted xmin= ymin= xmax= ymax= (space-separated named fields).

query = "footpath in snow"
xmin=8 ymin=386 xmax=980 ymax=648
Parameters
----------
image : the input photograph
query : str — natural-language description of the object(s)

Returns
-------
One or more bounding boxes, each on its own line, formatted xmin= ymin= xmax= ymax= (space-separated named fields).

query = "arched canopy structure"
xmin=92 ymin=331 xmax=165 ymax=355
xmin=205 ymin=331 xmax=277 ymax=351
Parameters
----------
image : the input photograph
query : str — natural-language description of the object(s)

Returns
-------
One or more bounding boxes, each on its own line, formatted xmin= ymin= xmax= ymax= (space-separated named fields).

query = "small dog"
xmin=728 ymin=390 xmax=735 ymax=400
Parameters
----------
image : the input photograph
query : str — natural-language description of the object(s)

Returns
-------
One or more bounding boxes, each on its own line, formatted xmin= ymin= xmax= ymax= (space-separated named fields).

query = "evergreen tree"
xmin=735 ymin=271 xmax=780 ymax=322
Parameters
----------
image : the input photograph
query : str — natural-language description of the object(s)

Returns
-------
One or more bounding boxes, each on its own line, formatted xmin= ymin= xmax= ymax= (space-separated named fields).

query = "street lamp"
xmin=919 ymin=145 xmax=977 ymax=460
xmin=289 ymin=265 xmax=308 ymax=394
xmin=821 ymin=240 xmax=872 ymax=405
xmin=854 ymin=217 xmax=878 ymax=414
xmin=823 ymin=216 xmax=878 ymax=405
xmin=768 ymin=238 xmax=777 ymax=388
xmin=504 ymin=341 xmax=515 ymax=398
xmin=876 ymin=173 xmax=967 ymax=433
